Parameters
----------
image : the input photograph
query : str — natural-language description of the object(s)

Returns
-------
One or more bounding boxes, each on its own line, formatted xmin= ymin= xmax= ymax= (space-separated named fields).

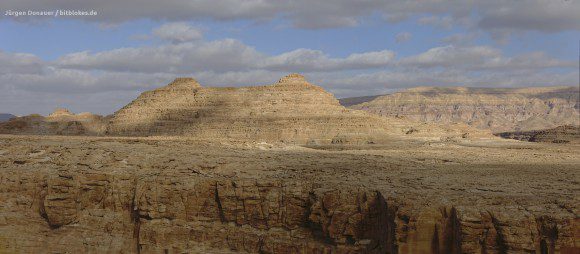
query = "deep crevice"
xmin=214 ymin=182 xmax=226 ymax=222
xmin=490 ymin=215 xmax=508 ymax=254
xmin=130 ymin=179 xmax=141 ymax=254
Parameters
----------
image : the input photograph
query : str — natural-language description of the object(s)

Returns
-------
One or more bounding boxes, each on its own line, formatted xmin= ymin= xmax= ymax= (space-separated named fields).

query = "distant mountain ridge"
xmin=0 ymin=75 xmax=494 ymax=143
xmin=0 ymin=114 xmax=16 ymax=122
xmin=346 ymin=86 xmax=579 ymax=133
xmin=0 ymin=109 xmax=105 ymax=135
xmin=338 ymin=95 xmax=382 ymax=107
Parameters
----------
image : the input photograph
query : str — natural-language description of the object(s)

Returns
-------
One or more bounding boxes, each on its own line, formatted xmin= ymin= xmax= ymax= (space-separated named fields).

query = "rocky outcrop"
xmin=0 ymin=135 xmax=578 ymax=253
xmin=497 ymin=125 xmax=580 ymax=144
xmin=349 ymin=86 xmax=579 ymax=133
xmin=0 ymin=108 xmax=106 ymax=135
xmin=106 ymin=74 xmax=396 ymax=144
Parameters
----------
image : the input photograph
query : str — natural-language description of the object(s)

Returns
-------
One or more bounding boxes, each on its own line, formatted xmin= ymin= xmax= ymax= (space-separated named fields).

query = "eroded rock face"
xmin=1 ymin=157 xmax=393 ymax=252
xmin=106 ymin=74 xmax=399 ymax=144
xmin=349 ymin=86 xmax=580 ymax=133
xmin=0 ymin=135 xmax=578 ymax=253
xmin=134 ymin=180 xmax=392 ymax=253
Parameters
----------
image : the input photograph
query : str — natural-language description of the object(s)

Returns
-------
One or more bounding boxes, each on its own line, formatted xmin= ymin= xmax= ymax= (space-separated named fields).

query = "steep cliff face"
xmin=349 ymin=86 xmax=579 ymax=133
xmin=0 ymin=135 xmax=578 ymax=253
xmin=0 ymin=108 xmax=107 ymax=135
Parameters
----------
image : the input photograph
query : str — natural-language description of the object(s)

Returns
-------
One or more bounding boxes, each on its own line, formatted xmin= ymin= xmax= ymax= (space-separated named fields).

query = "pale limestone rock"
xmin=349 ymin=86 xmax=580 ymax=133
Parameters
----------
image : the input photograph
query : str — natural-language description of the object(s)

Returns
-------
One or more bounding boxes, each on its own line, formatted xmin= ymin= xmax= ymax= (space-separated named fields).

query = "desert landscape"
xmin=0 ymin=75 xmax=578 ymax=253
xmin=2 ymin=1 xmax=579 ymax=253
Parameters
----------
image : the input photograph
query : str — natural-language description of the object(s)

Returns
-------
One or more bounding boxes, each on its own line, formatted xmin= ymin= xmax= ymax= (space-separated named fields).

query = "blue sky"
xmin=0 ymin=0 xmax=579 ymax=115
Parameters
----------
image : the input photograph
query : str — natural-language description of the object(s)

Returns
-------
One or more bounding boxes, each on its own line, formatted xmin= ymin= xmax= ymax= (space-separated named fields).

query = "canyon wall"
xmin=0 ymin=136 xmax=578 ymax=253
xmin=348 ymin=86 xmax=579 ymax=133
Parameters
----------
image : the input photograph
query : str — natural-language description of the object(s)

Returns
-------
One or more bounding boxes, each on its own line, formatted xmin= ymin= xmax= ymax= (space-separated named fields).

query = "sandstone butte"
xmin=0 ymin=74 xmax=578 ymax=254
xmin=347 ymin=86 xmax=580 ymax=133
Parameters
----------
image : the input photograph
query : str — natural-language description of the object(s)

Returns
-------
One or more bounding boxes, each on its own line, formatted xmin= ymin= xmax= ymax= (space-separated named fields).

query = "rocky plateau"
xmin=0 ymin=134 xmax=578 ymax=253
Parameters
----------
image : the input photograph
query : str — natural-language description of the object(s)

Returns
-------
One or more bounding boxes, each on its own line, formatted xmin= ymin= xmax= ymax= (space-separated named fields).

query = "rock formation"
xmin=0 ymin=75 xmax=493 ymax=143
xmin=0 ymin=108 xmax=106 ymax=135
xmin=0 ymin=135 xmax=578 ymax=253
xmin=348 ymin=86 xmax=580 ymax=133
xmin=107 ymin=74 xmax=388 ymax=144
xmin=107 ymin=74 xmax=489 ymax=143
xmin=0 ymin=75 xmax=577 ymax=253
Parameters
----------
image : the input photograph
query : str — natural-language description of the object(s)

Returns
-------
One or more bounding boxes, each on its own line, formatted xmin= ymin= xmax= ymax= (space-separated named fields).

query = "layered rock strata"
xmin=0 ymin=135 xmax=578 ymax=253
xmin=107 ymin=75 xmax=396 ymax=144
xmin=107 ymin=75 xmax=488 ymax=144
xmin=349 ymin=86 xmax=579 ymax=133
xmin=1 ymin=75 xmax=493 ymax=143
